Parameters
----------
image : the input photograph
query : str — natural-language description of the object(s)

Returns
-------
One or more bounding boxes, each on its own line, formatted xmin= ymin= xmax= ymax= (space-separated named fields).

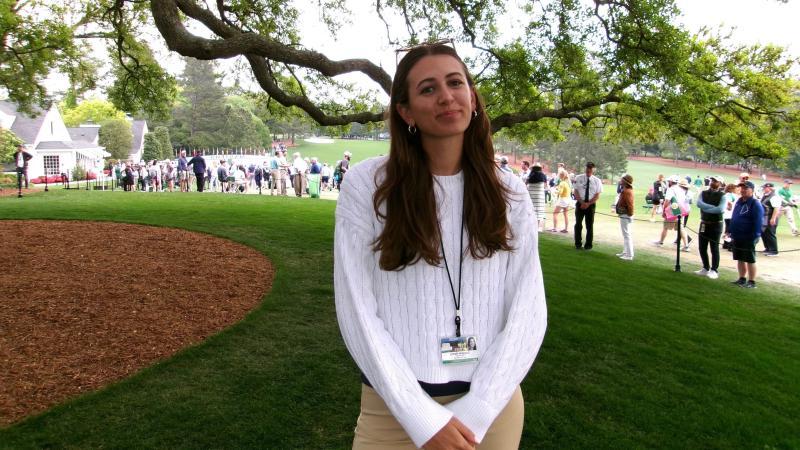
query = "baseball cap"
xmin=763 ymin=182 xmax=774 ymax=188
xmin=667 ymin=175 xmax=680 ymax=183
xmin=738 ymin=181 xmax=755 ymax=190
xmin=709 ymin=175 xmax=723 ymax=183
xmin=785 ymin=179 xmax=794 ymax=184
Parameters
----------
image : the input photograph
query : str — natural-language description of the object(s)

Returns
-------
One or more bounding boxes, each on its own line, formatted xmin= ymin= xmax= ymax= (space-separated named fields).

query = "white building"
xmin=1 ymin=100 xmax=110 ymax=179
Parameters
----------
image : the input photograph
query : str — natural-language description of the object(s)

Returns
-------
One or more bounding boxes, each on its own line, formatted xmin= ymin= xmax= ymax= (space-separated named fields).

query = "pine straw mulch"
xmin=0 ymin=220 xmax=274 ymax=426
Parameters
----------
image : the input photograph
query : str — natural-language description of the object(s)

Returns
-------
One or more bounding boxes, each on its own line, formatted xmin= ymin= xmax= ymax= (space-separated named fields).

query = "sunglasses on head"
xmin=395 ymin=38 xmax=456 ymax=66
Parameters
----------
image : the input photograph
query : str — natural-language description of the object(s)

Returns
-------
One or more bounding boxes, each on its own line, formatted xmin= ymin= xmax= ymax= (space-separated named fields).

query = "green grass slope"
xmin=0 ymin=190 xmax=798 ymax=449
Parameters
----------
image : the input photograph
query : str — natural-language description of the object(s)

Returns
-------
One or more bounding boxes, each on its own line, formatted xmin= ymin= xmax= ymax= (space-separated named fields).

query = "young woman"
xmin=550 ymin=169 xmax=572 ymax=232
xmin=334 ymin=42 xmax=547 ymax=450
xmin=615 ymin=174 xmax=635 ymax=260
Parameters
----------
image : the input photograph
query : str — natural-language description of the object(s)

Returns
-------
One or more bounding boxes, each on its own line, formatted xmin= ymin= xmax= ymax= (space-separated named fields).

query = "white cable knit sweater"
xmin=334 ymin=156 xmax=547 ymax=448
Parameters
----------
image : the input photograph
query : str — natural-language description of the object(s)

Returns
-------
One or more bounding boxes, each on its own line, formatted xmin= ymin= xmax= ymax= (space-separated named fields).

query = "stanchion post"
xmin=675 ymin=218 xmax=682 ymax=272
xmin=17 ymin=169 xmax=23 ymax=198
xmin=44 ymin=171 xmax=49 ymax=192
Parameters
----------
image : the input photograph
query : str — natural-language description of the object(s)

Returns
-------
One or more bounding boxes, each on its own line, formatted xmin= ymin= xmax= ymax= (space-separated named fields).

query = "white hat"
xmin=668 ymin=175 xmax=680 ymax=183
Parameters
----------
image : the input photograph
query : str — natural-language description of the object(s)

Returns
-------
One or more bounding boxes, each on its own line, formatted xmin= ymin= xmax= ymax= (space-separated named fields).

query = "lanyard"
xmin=440 ymin=207 xmax=465 ymax=337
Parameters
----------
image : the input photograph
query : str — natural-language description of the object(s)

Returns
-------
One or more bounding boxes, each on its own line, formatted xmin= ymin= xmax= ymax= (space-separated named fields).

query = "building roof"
xmin=37 ymin=140 xmax=102 ymax=150
xmin=0 ymin=100 xmax=48 ymax=143
xmin=68 ymin=126 xmax=99 ymax=143
xmin=131 ymin=119 xmax=147 ymax=155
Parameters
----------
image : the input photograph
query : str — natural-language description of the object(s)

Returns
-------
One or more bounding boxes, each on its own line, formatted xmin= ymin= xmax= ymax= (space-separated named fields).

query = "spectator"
xmin=777 ymin=179 xmax=798 ymax=236
xmin=572 ymin=161 xmax=602 ymax=250
xmin=526 ymin=162 xmax=547 ymax=232
xmin=177 ymin=149 xmax=189 ymax=192
xmin=721 ymin=183 xmax=739 ymax=251
xmin=339 ymin=151 xmax=351 ymax=186
xmin=321 ymin=163 xmax=332 ymax=191
xmin=760 ymin=182 xmax=782 ymax=256
xmin=498 ymin=155 xmax=512 ymax=173
xmin=730 ymin=181 xmax=764 ymax=288
xmin=653 ymin=175 xmax=688 ymax=249
xmin=292 ymin=152 xmax=308 ymax=197
xmin=695 ymin=176 xmax=725 ymax=278
xmin=650 ymin=174 xmax=666 ymax=222
xmin=164 ymin=161 xmax=176 ymax=192
xmin=549 ymin=169 xmax=572 ymax=233
xmin=615 ymin=174 xmax=635 ymax=260
xmin=14 ymin=144 xmax=33 ymax=190
xmin=186 ymin=151 xmax=207 ymax=192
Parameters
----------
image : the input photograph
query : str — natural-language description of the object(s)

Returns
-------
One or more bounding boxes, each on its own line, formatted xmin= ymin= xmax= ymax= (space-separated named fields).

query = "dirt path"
xmin=0 ymin=220 xmax=274 ymax=426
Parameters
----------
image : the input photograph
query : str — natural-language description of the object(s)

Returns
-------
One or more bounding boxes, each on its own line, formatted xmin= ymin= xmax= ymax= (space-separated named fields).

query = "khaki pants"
xmin=353 ymin=385 xmax=523 ymax=450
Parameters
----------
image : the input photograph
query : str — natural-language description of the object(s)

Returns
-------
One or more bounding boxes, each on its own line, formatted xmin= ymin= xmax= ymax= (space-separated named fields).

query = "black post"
xmin=17 ymin=169 xmax=23 ymax=198
xmin=44 ymin=170 xmax=49 ymax=192
xmin=86 ymin=175 xmax=90 ymax=190
xmin=675 ymin=218 xmax=682 ymax=272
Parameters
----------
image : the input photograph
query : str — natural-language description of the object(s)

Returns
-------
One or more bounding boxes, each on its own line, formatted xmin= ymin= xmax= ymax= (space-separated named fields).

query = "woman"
xmin=615 ymin=174 xmax=635 ymax=260
xmin=550 ymin=169 xmax=572 ymax=232
xmin=650 ymin=174 xmax=666 ymax=222
xmin=526 ymin=162 xmax=548 ymax=232
xmin=164 ymin=161 xmax=175 ymax=192
xmin=334 ymin=42 xmax=547 ymax=450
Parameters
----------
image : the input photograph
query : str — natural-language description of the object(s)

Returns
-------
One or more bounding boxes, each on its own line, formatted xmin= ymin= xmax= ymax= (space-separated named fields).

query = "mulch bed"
xmin=0 ymin=220 xmax=274 ymax=426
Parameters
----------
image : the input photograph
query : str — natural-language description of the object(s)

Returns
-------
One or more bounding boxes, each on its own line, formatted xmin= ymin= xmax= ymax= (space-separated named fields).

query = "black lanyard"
xmin=440 ymin=207 xmax=465 ymax=337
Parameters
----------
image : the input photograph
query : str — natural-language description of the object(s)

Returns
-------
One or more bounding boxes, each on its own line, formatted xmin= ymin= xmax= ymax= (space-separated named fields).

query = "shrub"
xmin=72 ymin=166 xmax=87 ymax=181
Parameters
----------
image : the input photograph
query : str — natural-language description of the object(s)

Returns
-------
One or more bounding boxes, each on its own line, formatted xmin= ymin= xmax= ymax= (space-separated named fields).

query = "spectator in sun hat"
xmin=615 ymin=174 xmax=635 ymax=260
xmin=695 ymin=175 xmax=726 ymax=279
xmin=730 ymin=180 xmax=764 ymax=288
xmin=777 ymin=179 xmax=798 ymax=235
xmin=654 ymin=175 xmax=686 ymax=247
xmin=759 ymin=182 xmax=782 ymax=256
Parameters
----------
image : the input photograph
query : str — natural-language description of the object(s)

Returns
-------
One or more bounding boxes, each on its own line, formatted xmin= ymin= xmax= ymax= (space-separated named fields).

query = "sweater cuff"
xmin=400 ymin=398 xmax=453 ymax=448
xmin=443 ymin=392 xmax=501 ymax=443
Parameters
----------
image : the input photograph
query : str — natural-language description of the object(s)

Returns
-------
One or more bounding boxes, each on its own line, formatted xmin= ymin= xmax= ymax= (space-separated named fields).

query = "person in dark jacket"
xmin=729 ymin=181 xmax=764 ymax=288
xmin=695 ymin=176 xmax=726 ymax=279
xmin=186 ymin=151 xmax=207 ymax=192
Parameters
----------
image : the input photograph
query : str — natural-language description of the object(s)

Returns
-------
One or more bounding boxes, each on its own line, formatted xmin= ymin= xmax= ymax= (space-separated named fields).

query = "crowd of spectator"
xmin=111 ymin=145 xmax=354 ymax=197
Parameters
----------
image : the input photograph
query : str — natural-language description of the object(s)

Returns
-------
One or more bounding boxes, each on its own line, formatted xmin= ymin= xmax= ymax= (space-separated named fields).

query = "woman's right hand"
xmin=423 ymin=417 xmax=477 ymax=450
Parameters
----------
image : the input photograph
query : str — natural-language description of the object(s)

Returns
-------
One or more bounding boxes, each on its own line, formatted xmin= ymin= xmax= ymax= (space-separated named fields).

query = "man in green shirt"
xmin=778 ymin=179 xmax=798 ymax=236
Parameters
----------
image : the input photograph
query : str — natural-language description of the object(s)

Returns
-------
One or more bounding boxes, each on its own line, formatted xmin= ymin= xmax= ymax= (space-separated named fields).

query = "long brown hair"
xmin=372 ymin=43 xmax=512 ymax=271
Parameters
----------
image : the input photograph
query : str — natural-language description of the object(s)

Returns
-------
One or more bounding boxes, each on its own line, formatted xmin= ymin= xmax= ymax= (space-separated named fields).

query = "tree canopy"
xmin=2 ymin=0 xmax=799 ymax=159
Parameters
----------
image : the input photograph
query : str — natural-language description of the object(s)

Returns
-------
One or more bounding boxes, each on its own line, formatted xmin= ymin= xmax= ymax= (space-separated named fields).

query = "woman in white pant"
xmin=616 ymin=174 xmax=635 ymax=260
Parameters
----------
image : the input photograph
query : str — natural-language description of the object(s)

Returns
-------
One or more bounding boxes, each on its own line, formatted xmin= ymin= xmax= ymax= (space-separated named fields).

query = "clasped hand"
xmin=424 ymin=417 xmax=477 ymax=450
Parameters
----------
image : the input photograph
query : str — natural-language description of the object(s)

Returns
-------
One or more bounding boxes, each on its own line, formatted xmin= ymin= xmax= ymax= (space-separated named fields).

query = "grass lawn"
xmin=1 ymin=182 xmax=799 ymax=448
xmin=290 ymin=138 xmax=389 ymax=167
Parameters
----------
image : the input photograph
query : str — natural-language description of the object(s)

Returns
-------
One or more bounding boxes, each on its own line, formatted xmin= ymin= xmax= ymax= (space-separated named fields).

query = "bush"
xmin=72 ymin=166 xmax=87 ymax=181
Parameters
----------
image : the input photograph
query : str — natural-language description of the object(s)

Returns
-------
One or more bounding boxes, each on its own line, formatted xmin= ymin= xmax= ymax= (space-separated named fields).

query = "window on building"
xmin=43 ymin=155 xmax=59 ymax=176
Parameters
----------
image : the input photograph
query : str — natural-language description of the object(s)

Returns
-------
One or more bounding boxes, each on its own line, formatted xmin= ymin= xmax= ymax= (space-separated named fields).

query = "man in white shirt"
xmin=15 ymin=144 xmax=33 ymax=190
xmin=292 ymin=152 xmax=308 ymax=197
xmin=572 ymin=162 xmax=603 ymax=250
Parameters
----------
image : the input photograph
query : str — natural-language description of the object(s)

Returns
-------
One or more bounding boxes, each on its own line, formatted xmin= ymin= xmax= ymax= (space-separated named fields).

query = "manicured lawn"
xmin=290 ymin=138 xmax=389 ymax=167
xmin=1 ymin=187 xmax=798 ymax=448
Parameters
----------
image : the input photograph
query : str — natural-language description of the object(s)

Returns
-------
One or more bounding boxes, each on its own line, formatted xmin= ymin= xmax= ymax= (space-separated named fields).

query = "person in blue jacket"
xmin=729 ymin=181 xmax=764 ymax=289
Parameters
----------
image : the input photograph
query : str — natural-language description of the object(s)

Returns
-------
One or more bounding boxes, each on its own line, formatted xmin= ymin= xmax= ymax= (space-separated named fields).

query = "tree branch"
xmin=150 ymin=0 xmax=392 ymax=95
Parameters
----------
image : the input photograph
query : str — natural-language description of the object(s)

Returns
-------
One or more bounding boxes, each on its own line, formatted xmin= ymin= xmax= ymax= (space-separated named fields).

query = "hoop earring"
xmin=472 ymin=110 xmax=478 ymax=119
xmin=408 ymin=124 xmax=417 ymax=135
